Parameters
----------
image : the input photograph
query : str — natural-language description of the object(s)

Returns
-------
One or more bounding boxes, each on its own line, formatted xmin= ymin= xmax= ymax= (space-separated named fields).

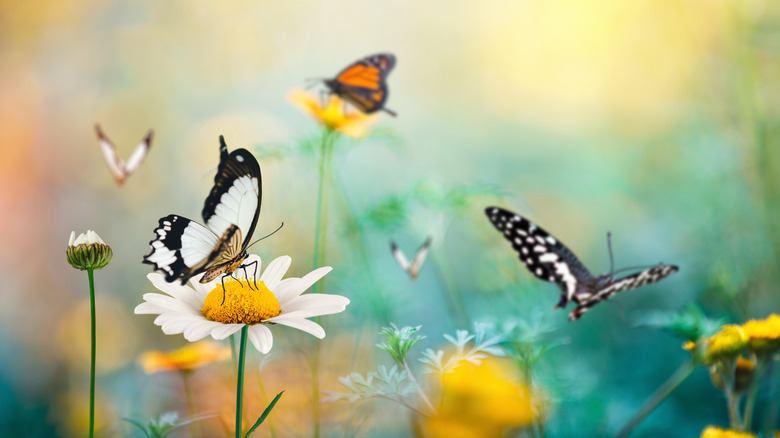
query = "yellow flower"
xmin=700 ymin=425 xmax=757 ymax=438
xmin=742 ymin=314 xmax=780 ymax=354
xmin=139 ymin=341 xmax=231 ymax=374
xmin=709 ymin=356 xmax=755 ymax=394
xmin=422 ymin=357 xmax=535 ymax=438
xmin=288 ymin=89 xmax=378 ymax=139
xmin=707 ymin=325 xmax=748 ymax=360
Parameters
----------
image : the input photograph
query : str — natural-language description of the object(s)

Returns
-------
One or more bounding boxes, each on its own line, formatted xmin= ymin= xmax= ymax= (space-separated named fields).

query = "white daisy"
xmin=135 ymin=254 xmax=349 ymax=353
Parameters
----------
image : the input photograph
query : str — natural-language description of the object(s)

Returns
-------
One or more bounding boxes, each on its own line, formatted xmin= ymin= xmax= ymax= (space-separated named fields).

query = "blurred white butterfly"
xmin=390 ymin=236 xmax=432 ymax=279
xmin=95 ymin=124 xmax=153 ymax=185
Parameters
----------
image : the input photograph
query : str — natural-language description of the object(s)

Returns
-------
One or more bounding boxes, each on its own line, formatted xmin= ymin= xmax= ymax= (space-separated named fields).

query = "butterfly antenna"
xmin=304 ymin=77 xmax=326 ymax=89
xmin=246 ymin=222 xmax=285 ymax=250
xmin=219 ymin=135 xmax=229 ymax=161
xmin=382 ymin=107 xmax=398 ymax=117
xmin=607 ymin=232 xmax=615 ymax=275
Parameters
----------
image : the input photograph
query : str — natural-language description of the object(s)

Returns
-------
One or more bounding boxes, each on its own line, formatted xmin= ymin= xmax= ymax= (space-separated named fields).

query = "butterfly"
xmin=143 ymin=136 xmax=262 ymax=287
xmin=390 ymin=236 xmax=432 ymax=280
xmin=485 ymin=206 xmax=679 ymax=321
xmin=95 ymin=124 xmax=153 ymax=185
xmin=322 ymin=53 xmax=397 ymax=116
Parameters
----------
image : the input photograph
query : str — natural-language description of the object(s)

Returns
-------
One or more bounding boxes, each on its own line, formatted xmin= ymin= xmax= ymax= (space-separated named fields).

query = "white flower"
xmin=134 ymin=254 xmax=349 ymax=353
xmin=68 ymin=230 xmax=106 ymax=246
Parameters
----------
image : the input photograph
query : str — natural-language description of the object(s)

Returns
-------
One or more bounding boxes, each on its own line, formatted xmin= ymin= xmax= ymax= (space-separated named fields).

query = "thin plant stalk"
xmin=181 ymin=371 xmax=198 ymax=437
xmin=257 ymin=370 xmax=277 ymax=438
xmin=311 ymin=127 xmax=336 ymax=438
xmin=401 ymin=360 xmax=436 ymax=414
xmin=235 ymin=326 xmax=249 ymax=438
xmin=430 ymin=249 xmax=470 ymax=328
xmin=230 ymin=335 xmax=238 ymax=371
xmin=88 ymin=268 xmax=96 ymax=438
xmin=616 ymin=360 xmax=695 ymax=438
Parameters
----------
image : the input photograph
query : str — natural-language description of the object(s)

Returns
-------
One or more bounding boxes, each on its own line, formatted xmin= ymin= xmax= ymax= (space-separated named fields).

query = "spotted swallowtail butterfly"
xmin=485 ymin=206 xmax=679 ymax=321
xmin=143 ymin=136 xmax=261 ymax=286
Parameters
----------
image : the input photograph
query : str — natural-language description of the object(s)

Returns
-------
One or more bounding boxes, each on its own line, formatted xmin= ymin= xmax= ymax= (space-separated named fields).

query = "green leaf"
xmin=122 ymin=418 xmax=151 ymax=438
xmin=244 ymin=391 xmax=284 ymax=438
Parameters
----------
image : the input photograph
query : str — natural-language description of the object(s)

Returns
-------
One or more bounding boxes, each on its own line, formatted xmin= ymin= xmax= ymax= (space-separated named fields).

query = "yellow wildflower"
xmin=707 ymin=325 xmax=748 ymax=360
xmin=139 ymin=341 xmax=231 ymax=374
xmin=700 ymin=425 xmax=757 ymax=437
xmin=422 ymin=357 xmax=535 ymax=438
xmin=288 ymin=89 xmax=378 ymax=139
xmin=742 ymin=314 xmax=780 ymax=354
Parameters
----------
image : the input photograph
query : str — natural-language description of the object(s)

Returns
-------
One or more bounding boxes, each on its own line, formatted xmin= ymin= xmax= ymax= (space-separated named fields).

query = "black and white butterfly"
xmin=390 ymin=236 xmax=432 ymax=279
xmin=143 ymin=136 xmax=261 ymax=286
xmin=95 ymin=124 xmax=153 ymax=185
xmin=485 ymin=206 xmax=679 ymax=321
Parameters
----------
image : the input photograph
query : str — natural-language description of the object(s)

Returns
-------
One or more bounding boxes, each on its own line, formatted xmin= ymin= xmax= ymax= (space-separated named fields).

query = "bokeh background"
xmin=1 ymin=0 xmax=779 ymax=436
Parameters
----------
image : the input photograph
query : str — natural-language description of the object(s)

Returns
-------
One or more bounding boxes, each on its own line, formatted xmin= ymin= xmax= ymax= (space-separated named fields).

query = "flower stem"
xmin=311 ymin=128 xmax=336 ymax=438
xmin=235 ymin=326 xmax=249 ymax=438
xmin=742 ymin=355 xmax=767 ymax=431
xmin=616 ymin=360 xmax=695 ymax=438
xmin=402 ymin=360 xmax=436 ymax=414
xmin=87 ymin=268 xmax=96 ymax=438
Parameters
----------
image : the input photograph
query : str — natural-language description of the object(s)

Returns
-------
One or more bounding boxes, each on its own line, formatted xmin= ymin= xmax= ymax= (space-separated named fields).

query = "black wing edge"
xmin=142 ymin=214 xmax=194 ymax=284
xmin=200 ymin=136 xmax=263 ymax=244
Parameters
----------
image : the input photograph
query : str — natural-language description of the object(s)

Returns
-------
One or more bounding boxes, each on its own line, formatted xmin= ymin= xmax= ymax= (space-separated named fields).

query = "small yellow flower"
xmin=742 ymin=314 xmax=780 ymax=354
xmin=709 ymin=356 xmax=755 ymax=394
xmin=422 ymin=357 xmax=535 ymax=438
xmin=66 ymin=230 xmax=112 ymax=270
xmin=288 ymin=89 xmax=378 ymax=139
xmin=139 ymin=341 xmax=231 ymax=374
xmin=707 ymin=325 xmax=748 ymax=360
xmin=700 ymin=425 xmax=757 ymax=438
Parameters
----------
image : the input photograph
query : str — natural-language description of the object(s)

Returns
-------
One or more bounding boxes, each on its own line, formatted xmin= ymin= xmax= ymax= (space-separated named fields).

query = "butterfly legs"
xmin=240 ymin=260 xmax=260 ymax=289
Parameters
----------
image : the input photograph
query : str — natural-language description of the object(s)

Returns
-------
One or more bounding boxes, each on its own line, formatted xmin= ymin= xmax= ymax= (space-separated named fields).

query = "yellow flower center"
xmin=202 ymin=280 xmax=281 ymax=324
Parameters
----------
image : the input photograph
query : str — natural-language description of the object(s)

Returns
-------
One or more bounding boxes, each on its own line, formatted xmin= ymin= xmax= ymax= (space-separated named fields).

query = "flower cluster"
xmin=700 ymin=425 xmax=757 ymax=438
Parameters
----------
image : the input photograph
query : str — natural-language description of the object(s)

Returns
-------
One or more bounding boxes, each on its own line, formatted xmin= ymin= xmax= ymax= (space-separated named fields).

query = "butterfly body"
xmin=323 ymin=53 xmax=397 ymax=116
xmin=485 ymin=206 xmax=678 ymax=321
xmin=144 ymin=137 xmax=261 ymax=285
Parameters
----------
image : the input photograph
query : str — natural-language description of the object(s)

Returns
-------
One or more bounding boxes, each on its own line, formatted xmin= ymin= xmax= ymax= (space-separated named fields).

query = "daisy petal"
xmin=183 ymin=320 xmax=221 ymax=342
xmin=281 ymin=294 xmax=350 ymax=317
xmin=147 ymin=274 xmax=205 ymax=309
xmin=247 ymin=325 xmax=274 ymax=353
xmin=268 ymin=315 xmax=326 ymax=339
xmin=273 ymin=266 xmax=332 ymax=304
xmin=259 ymin=256 xmax=291 ymax=289
xmin=211 ymin=323 xmax=244 ymax=340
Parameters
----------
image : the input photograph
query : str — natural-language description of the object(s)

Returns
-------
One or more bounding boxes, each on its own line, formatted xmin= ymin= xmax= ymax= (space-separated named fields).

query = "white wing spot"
xmin=521 ymin=247 xmax=529 ymax=255
xmin=533 ymin=245 xmax=547 ymax=253
xmin=539 ymin=253 xmax=559 ymax=262
xmin=236 ymin=155 xmax=245 ymax=162
xmin=526 ymin=237 xmax=535 ymax=244
xmin=546 ymin=236 xmax=557 ymax=244
xmin=535 ymin=268 xmax=543 ymax=276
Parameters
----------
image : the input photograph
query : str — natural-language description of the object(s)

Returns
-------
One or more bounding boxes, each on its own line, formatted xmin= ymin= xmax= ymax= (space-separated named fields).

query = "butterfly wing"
xmin=390 ymin=240 xmax=411 ymax=271
xmin=408 ymin=236 xmax=432 ymax=279
xmin=95 ymin=125 xmax=128 ymax=184
xmin=201 ymin=136 xmax=262 ymax=252
xmin=125 ymin=130 xmax=153 ymax=174
xmin=568 ymin=264 xmax=679 ymax=321
xmin=485 ymin=207 xmax=595 ymax=306
xmin=324 ymin=53 xmax=396 ymax=115
xmin=143 ymin=215 xmax=220 ymax=283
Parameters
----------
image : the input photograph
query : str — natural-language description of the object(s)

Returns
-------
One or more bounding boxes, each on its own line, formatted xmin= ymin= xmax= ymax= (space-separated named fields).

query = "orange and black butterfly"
xmin=322 ymin=53 xmax=397 ymax=116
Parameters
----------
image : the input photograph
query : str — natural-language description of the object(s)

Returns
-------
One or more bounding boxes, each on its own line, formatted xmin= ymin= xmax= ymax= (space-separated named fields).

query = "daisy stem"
xmin=235 ymin=325 xmax=249 ymax=438
xmin=87 ymin=268 xmax=96 ymax=438
xmin=615 ymin=360 xmax=695 ymax=438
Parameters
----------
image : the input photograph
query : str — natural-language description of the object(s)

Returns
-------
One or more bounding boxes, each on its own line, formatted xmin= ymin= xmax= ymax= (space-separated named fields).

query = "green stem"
xmin=616 ymin=360 xmax=695 ymax=438
xmin=235 ymin=326 xmax=249 ymax=438
xmin=402 ymin=360 xmax=436 ymax=414
xmin=742 ymin=356 xmax=765 ymax=431
xmin=87 ymin=268 xmax=96 ymax=438
xmin=311 ymin=128 xmax=336 ymax=438
xmin=430 ymin=249 xmax=470 ymax=328
xmin=230 ymin=334 xmax=238 ymax=372
xmin=257 ymin=370 xmax=276 ymax=438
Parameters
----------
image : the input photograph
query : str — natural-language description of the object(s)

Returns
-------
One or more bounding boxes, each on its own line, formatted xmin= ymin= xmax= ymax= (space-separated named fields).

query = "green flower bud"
xmin=66 ymin=230 xmax=112 ymax=270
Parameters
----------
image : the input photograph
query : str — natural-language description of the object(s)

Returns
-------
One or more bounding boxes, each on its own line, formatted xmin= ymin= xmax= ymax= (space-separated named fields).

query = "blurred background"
xmin=1 ymin=0 xmax=779 ymax=436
